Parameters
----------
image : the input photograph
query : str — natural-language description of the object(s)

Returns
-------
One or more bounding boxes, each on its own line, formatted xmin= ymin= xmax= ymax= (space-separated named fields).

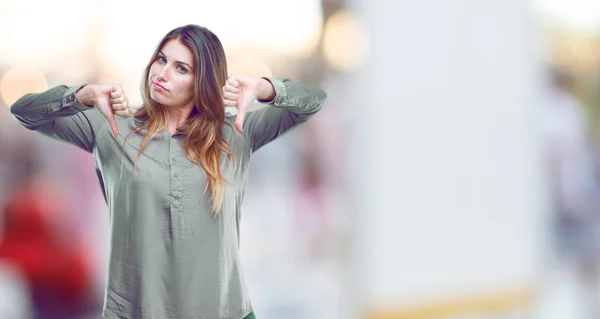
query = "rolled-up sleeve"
xmin=241 ymin=77 xmax=327 ymax=152
xmin=10 ymin=84 xmax=107 ymax=153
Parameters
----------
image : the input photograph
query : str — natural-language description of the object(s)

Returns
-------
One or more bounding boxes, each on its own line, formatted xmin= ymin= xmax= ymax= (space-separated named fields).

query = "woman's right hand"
xmin=76 ymin=84 xmax=129 ymax=138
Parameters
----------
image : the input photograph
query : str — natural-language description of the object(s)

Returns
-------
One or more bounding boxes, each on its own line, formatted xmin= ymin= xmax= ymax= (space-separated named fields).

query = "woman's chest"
xmin=95 ymin=132 xmax=250 ymax=206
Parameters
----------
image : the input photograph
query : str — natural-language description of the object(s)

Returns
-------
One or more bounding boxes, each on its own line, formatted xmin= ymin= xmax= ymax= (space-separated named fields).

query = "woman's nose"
xmin=158 ymin=66 xmax=168 ymax=80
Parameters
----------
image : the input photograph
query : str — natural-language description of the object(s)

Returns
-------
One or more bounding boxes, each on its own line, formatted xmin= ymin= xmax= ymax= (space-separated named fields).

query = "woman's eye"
xmin=158 ymin=56 xmax=166 ymax=63
xmin=178 ymin=66 xmax=188 ymax=73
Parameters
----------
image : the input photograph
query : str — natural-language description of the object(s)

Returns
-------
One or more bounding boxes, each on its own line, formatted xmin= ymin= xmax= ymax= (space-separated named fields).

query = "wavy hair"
xmin=123 ymin=24 xmax=237 ymax=215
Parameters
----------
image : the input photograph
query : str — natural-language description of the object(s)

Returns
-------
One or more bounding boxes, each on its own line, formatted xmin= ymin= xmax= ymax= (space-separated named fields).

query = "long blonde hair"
xmin=124 ymin=24 xmax=237 ymax=215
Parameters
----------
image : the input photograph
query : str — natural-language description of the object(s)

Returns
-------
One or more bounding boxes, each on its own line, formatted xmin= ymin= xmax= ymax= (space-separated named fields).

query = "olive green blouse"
xmin=10 ymin=77 xmax=327 ymax=319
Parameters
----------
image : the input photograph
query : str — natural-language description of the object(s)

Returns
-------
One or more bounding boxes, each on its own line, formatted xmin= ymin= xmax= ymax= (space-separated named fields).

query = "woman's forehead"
xmin=160 ymin=39 xmax=194 ymax=67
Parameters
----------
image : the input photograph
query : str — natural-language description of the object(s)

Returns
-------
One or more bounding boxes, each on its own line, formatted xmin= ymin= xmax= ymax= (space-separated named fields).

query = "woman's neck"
xmin=165 ymin=105 xmax=193 ymax=134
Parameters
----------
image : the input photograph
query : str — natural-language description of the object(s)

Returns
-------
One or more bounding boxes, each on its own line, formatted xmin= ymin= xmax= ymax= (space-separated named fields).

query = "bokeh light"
xmin=0 ymin=68 xmax=48 ymax=106
xmin=228 ymin=57 xmax=273 ymax=79
xmin=322 ymin=10 xmax=370 ymax=72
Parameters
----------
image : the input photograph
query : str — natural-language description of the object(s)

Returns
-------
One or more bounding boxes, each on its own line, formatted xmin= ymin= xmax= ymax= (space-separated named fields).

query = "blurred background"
xmin=2 ymin=0 xmax=600 ymax=318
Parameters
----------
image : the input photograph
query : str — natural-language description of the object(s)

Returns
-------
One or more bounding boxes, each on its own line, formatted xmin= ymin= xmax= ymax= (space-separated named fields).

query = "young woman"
xmin=10 ymin=24 xmax=327 ymax=319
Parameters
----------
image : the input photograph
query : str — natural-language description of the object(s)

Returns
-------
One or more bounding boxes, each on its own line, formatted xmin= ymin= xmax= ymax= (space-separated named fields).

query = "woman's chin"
xmin=150 ymin=94 xmax=165 ymax=104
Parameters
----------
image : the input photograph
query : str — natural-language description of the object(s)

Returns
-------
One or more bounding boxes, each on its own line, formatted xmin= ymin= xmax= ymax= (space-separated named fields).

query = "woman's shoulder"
xmin=223 ymin=111 xmax=248 ymax=150
xmin=223 ymin=111 xmax=239 ymax=132
xmin=224 ymin=110 xmax=236 ymax=122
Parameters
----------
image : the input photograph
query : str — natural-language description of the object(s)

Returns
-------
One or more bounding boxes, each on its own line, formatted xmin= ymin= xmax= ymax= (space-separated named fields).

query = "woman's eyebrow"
xmin=159 ymin=51 xmax=193 ymax=69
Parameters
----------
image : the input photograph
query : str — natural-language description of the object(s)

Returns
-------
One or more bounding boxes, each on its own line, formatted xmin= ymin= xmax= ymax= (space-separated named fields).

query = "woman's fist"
xmin=76 ymin=84 xmax=130 ymax=138
xmin=222 ymin=75 xmax=275 ymax=133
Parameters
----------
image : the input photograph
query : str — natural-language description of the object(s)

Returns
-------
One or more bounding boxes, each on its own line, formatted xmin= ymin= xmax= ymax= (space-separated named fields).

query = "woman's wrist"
xmin=256 ymin=79 xmax=276 ymax=102
xmin=75 ymin=84 xmax=95 ymax=107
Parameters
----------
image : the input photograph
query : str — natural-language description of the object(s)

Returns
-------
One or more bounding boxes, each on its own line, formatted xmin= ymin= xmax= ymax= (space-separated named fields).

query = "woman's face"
xmin=148 ymin=39 xmax=195 ymax=109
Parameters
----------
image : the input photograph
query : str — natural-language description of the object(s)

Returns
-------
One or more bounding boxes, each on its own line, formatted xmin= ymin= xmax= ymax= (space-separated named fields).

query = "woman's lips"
xmin=152 ymin=82 xmax=168 ymax=91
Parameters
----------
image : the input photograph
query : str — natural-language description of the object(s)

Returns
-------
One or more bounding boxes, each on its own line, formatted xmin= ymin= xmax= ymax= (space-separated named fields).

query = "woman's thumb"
xmin=106 ymin=113 xmax=119 ymax=138
xmin=235 ymin=108 xmax=246 ymax=133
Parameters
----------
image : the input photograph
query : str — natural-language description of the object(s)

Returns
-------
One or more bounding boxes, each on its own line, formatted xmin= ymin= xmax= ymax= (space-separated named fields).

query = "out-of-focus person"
xmin=540 ymin=67 xmax=600 ymax=319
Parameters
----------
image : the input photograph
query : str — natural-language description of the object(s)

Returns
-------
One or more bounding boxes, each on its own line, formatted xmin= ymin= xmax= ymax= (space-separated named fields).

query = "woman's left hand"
xmin=222 ymin=75 xmax=275 ymax=133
